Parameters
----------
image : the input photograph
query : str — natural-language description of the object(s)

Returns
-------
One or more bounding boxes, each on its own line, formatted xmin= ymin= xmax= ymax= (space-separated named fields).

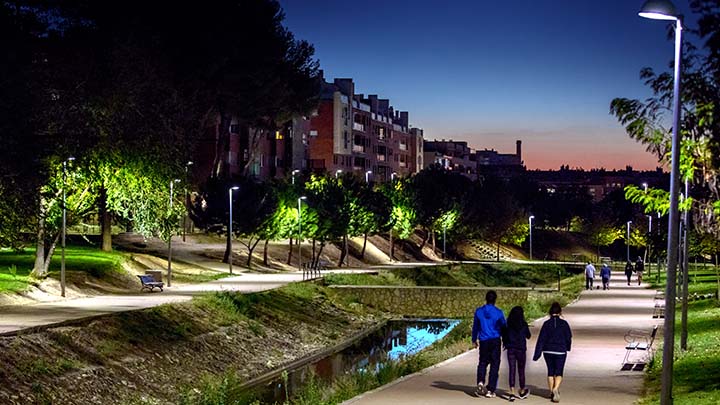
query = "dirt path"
xmin=344 ymin=271 xmax=658 ymax=405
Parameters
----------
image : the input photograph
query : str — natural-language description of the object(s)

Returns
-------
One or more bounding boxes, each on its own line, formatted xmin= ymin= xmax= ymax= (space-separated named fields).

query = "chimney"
xmin=516 ymin=140 xmax=522 ymax=159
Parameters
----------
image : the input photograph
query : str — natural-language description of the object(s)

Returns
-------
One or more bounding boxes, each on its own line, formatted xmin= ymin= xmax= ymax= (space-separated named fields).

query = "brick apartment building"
xmin=307 ymin=77 xmax=424 ymax=181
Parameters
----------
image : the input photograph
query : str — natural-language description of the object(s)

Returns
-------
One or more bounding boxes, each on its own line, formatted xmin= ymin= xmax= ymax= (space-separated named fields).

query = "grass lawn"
xmin=639 ymin=266 xmax=720 ymax=404
xmin=0 ymin=246 xmax=128 ymax=294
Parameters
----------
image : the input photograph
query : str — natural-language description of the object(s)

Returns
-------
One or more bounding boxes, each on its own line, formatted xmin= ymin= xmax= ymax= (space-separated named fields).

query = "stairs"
xmin=468 ymin=240 xmax=513 ymax=261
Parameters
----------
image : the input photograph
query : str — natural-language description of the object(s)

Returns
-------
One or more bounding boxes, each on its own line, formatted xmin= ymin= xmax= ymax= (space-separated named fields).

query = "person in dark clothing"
xmin=472 ymin=290 xmax=506 ymax=398
xmin=635 ymin=257 xmax=645 ymax=285
xmin=502 ymin=306 xmax=531 ymax=402
xmin=624 ymin=261 xmax=634 ymax=285
xmin=600 ymin=263 xmax=611 ymax=290
xmin=533 ymin=302 xmax=572 ymax=403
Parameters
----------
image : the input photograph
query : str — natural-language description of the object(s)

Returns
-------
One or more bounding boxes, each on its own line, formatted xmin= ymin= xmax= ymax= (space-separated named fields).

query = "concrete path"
xmin=0 ymin=270 xmax=373 ymax=335
xmin=344 ymin=271 xmax=659 ymax=405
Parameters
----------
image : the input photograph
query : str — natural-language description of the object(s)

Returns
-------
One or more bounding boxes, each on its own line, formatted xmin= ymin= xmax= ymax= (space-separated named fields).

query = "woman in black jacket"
xmin=502 ymin=306 xmax=531 ymax=402
xmin=533 ymin=302 xmax=572 ymax=403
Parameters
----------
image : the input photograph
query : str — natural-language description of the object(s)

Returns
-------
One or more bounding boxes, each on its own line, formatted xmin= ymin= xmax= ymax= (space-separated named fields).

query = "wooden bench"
xmin=653 ymin=291 xmax=665 ymax=318
xmin=622 ymin=325 xmax=659 ymax=369
xmin=137 ymin=274 xmax=164 ymax=292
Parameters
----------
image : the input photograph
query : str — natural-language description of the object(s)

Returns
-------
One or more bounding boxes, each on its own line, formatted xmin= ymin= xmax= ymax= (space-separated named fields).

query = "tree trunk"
xmin=41 ymin=235 xmax=60 ymax=275
xmin=390 ymin=230 xmax=394 ymax=261
xmin=431 ymin=230 xmax=436 ymax=254
xmin=32 ymin=194 xmax=48 ymax=277
xmin=315 ymin=242 xmax=326 ymax=268
xmin=99 ymin=186 xmax=112 ymax=252
xmin=419 ymin=229 xmax=429 ymax=250
xmin=223 ymin=232 xmax=231 ymax=264
xmin=247 ymin=238 xmax=261 ymax=268
xmin=312 ymin=239 xmax=316 ymax=267
xmin=361 ymin=233 xmax=368 ymax=259
xmin=263 ymin=239 xmax=270 ymax=266
xmin=496 ymin=240 xmax=501 ymax=262
xmin=287 ymin=237 xmax=293 ymax=265
xmin=211 ymin=113 xmax=232 ymax=178
xmin=337 ymin=235 xmax=346 ymax=267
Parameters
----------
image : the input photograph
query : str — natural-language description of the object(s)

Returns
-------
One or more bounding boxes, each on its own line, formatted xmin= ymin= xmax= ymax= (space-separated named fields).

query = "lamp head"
xmin=529 ymin=215 xmax=535 ymax=220
xmin=187 ymin=161 xmax=193 ymax=166
xmin=292 ymin=169 xmax=300 ymax=175
xmin=67 ymin=157 xmax=75 ymax=161
xmin=639 ymin=0 xmax=678 ymax=20
xmin=173 ymin=178 xmax=181 ymax=183
xmin=299 ymin=196 xmax=307 ymax=200
xmin=230 ymin=186 xmax=239 ymax=191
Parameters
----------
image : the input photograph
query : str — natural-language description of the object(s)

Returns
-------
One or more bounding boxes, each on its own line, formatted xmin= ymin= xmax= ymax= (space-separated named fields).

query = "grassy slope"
xmin=638 ymin=267 xmax=720 ymax=404
xmin=0 ymin=246 xmax=129 ymax=293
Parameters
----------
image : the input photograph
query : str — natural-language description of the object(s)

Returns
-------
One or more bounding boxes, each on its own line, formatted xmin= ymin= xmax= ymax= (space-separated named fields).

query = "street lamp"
xmin=529 ymin=215 xmax=535 ymax=260
xmin=167 ymin=178 xmax=181 ymax=287
xmin=648 ymin=215 xmax=653 ymax=234
xmin=639 ymin=2 xmax=683 ymax=402
xmin=183 ymin=161 xmax=193 ymax=242
xmin=442 ymin=221 xmax=447 ymax=260
xmin=61 ymin=156 xmax=75 ymax=297
xmin=365 ymin=170 xmax=372 ymax=183
xmin=391 ymin=172 xmax=397 ymax=181
xmin=642 ymin=182 xmax=648 ymax=192
xmin=297 ymin=196 xmax=307 ymax=274
xmin=291 ymin=169 xmax=300 ymax=185
xmin=335 ymin=169 xmax=343 ymax=178
xmin=627 ymin=221 xmax=633 ymax=263
xmin=228 ymin=186 xmax=239 ymax=274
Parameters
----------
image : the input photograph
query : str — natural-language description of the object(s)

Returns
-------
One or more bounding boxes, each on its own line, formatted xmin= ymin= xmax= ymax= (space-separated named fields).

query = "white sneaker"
xmin=485 ymin=391 xmax=496 ymax=398
xmin=476 ymin=382 xmax=487 ymax=397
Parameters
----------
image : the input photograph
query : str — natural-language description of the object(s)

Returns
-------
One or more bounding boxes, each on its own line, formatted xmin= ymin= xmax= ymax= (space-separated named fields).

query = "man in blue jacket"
xmin=472 ymin=290 xmax=506 ymax=398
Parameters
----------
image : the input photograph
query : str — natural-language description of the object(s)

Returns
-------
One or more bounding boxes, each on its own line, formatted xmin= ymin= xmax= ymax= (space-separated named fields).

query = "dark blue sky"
xmin=279 ymin=0 xmax=691 ymax=170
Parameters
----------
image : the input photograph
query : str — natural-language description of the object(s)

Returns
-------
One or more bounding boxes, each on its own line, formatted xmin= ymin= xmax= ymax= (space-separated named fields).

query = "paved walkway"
xmin=0 ymin=269 xmax=372 ymax=335
xmin=344 ymin=271 xmax=659 ymax=405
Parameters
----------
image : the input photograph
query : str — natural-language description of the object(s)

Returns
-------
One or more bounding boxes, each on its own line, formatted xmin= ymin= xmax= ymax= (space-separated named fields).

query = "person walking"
xmin=600 ymin=263 xmax=611 ymax=290
xmin=502 ymin=306 xmax=531 ymax=402
xmin=533 ymin=302 xmax=572 ymax=403
xmin=584 ymin=262 xmax=596 ymax=290
xmin=472 ymin=290 xmax=506 ymax=398
xmin=624 ymin=261 xmax=634 ymax=286
xmin=635 ymin=257 xmax=644 ymax=285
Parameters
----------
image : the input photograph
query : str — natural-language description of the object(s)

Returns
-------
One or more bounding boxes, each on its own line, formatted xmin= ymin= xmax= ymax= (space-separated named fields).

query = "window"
xmin=310 ymin=130 xmax=318 ymax=137
xmin=230 ymin=124 xmax=240 ymax=134
xmin=275 ymin=131 xmax=284 ymax=140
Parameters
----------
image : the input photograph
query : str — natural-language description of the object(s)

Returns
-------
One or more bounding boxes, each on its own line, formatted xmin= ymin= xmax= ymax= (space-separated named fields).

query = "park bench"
xmin=622 ymin=325 xmax=659 ymax=370
xmin=653 ymin=291 xmax=665 ymax=318
xmin=137 ymin=274 xmax=164 ymax=292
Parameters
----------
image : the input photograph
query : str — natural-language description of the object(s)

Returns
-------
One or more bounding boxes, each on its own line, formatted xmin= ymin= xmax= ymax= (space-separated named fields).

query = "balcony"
xmin=353 ymin=122 xmax=365 ymax=132
xmin=399 ymin=143 xmax=407 ymax=151
xmin=377 ymin=154 xmax=386 ymax=162
xmin=353 ymin=144 xmax=366 ymax=153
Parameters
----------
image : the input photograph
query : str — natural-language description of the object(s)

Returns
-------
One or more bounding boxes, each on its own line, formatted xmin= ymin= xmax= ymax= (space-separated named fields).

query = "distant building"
xmin=307 ymin=76 xmax=424 ymax=181
xmin=527 ymin=165 xmax=668 ymax=201
xmin=423 ymin=139 xmax=477 ymax=179
xmin=475 ymin=140 xmax=524 ymax=177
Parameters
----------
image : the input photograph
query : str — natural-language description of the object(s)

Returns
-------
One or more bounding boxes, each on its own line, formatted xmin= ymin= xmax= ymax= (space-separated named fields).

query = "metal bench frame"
xmin=622 ymin=325 xmax=659 ymax=366
xmin=138 ymin=275 xmax=164 ymax=292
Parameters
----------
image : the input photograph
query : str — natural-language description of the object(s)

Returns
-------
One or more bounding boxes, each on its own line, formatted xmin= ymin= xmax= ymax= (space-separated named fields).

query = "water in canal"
xmin=253 ymin=319 xmax=459 ymax=403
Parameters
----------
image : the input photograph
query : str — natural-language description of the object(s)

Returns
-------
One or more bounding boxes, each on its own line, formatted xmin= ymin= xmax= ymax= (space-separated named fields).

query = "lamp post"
xmin=297 ymin=196 xmax=307 ymax=274
xmin=335 ymin=169 xmax=343 ymax=178
xmin=442 ymin=222 xmax=447 ymax=260
xmin=61 ymin=156 xmax=75 ymax=298
xmin=167 ymin=178 xmax=181 ymax=287
xmin=391 ymin=172 xmax=397 ymax=181
xmin=291 ymin=169 xmax=300 ymax=185
xmin=627 ymin=221 xmax=633 ymax=263
xmin=183 ymin=161 xmax=193 ymax=242
xmin=643 ymin=182 xmax=648 ymax=192
xmin=529 ymin=215 xmax=534 ymax=260
xmin=228 ymin=186 xmax=239 ymax=274
xmin=365 ymin=170 xmax=372 ymax=183
xmin=639 ymin=2 xmax=683 ymax=402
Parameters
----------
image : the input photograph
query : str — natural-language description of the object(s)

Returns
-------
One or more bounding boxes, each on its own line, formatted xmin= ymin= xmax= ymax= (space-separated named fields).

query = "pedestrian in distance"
xmin=502 ymin=306 xmax=531 ymax=402
xmin=624 ymin=261 xmax=634 ymax=286
xmin=584 ymin=262 xmax=596 ymax=290
xmin=533 ymin=302 xmax=572 ymax=403
xmin=635 ymin=257 xmax=644 ymax=286
xmin=472 ymin=290 xmax=506 ymax=398
xmin=600 ymin=262 xmax=611 ymax=290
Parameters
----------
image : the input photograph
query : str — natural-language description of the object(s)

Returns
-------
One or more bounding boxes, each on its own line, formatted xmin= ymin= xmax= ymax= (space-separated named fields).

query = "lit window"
xmin=275 ymin=131 xmax=284 ymax=140
xmin=310 ymin=130 xmax=318 ymax=137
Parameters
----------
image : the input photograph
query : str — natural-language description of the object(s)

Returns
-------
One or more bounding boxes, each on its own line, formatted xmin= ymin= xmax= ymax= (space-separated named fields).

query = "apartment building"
xmin=307 ymin=77 xmax=424 ymax=181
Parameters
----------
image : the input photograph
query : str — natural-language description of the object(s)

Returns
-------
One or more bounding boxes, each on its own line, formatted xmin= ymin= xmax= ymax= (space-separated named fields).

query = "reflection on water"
xmin=255 ymin=319 xmax=459 ymax=403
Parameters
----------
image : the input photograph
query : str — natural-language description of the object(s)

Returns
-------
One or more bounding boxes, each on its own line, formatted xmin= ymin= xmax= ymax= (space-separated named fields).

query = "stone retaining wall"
xmin=330 ymin=286 xmax=557 ymax=318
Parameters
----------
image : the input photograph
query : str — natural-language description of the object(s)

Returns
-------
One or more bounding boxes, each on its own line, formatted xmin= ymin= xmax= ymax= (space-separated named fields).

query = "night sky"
xmin=279 ymin=0 xmax=693 ymax=171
